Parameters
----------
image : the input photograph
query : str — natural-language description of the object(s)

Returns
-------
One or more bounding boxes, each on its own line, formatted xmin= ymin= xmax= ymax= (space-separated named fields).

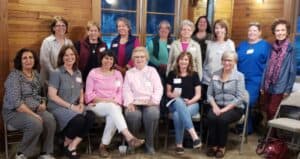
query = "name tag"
xmin=76 ymin=77 xmax=82 ymax=83
xmin=99 ymin=47 xmax=106 ymax=52
xmin=167 ymin=45 xmax=171 ymax=49
xmin=212 ymin=75 xmax=219 ymax=80
xmin=173 ymin=78 xmax=182 ymax=84
xmin=189 ymin=47 xmax=196 ymax=52
xmin=246 ymin=49 xmax=254 ymax=54
xmin=112 ymin=43 xmax=118 ymax=47
xmin=115 ymin=80 xmax=121 ymax=87
xmin=145 ymin=81 xmax=152 ymax=87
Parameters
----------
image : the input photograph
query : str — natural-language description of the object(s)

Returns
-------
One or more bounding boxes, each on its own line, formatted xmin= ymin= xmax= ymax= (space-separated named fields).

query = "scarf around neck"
xmin=264 ymin=38 xmax=290 ymax=91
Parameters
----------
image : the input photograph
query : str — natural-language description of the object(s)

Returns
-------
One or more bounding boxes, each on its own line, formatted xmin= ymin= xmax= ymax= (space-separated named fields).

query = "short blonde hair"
xmin=221 ymin=51 xmax=238 ymax=62
xmin=86 ymin=21 xmax=100 ymax=31
xmin=131 ymin=46 xmax=149 ymax=60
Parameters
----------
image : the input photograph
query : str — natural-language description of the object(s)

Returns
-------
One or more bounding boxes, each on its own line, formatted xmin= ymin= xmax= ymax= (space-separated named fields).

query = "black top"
xmin=166 ymin=71 xmax=201 ymax=99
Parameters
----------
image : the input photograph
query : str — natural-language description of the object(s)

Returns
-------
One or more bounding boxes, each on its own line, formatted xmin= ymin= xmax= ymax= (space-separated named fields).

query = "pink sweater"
xmin=123 ymin=66 xmax=163 ymax=107
xmin=85 ymin=68 xmax=123 ymax=105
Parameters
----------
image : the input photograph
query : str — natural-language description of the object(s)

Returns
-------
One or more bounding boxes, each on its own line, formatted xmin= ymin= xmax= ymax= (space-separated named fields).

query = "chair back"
xmin=280 ymin=92 xmax=300 ymax=108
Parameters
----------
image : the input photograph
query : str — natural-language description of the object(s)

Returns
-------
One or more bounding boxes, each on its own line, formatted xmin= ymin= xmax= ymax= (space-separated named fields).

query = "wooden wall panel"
xmin=189 ymin=0 xmax=234 ymax=35
xmin=0 ymin=0 xmax=8 ymax=149
xmin=7 ymin=0 xmax=92 ymax=69
xmin=231 ymin=0 xmax=284 ymax=44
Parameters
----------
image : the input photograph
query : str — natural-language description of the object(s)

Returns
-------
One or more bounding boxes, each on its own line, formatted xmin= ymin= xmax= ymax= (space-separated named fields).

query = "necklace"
xmin=23 ymin=71 xmax=33 ymax=79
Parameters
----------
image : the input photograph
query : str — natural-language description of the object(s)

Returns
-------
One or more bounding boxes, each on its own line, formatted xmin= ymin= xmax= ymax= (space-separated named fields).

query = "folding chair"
xmin=205 ymin=90 xmax=249 ymax=154
xmin=265 ymin=91 xmax=300 ymax=157
xmin=3 ymin=121 xmax=23 ymax=159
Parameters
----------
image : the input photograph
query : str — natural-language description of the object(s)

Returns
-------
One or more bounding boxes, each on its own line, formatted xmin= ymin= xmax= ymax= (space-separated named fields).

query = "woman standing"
xmin=123 ymin=47 xmax=163 ymax=155
xmin=192 ymin=15 xmax=212 ymax=63
xmin=3 ymin=48 xmax=56 ymax=159
xmin=111 ymin=17 xmax=140 ymax=75
xmin=166 ymin=52 xmax=202 ymax=155
xmin=48 ymin=45 xmax=95 ymax=159
xmin=40 ymin=16 xmax=73 ymax=87
xmin=167 ymin=19 xmax=202 ymax=80
xmin=237 ymin=22 xmax=271 ymax=134
xmin=203 ymin=19 xmax=235 ymax=86
xmin=261 ymin=19 xmax=296 ymax=120
xmin=85 ymin=50 xmax=144 ymax=157
xmin=74 ymin=21 xmax=107 ymax=82
xmin=206 ymin=51 xmax=246 ymax=158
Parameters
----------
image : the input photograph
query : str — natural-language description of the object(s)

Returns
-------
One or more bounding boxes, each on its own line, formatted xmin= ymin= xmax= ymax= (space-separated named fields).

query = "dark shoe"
xmin=99 ymin=145 xmax=109 ymax=158
xmin=206 ymin=148 xmax=216 ymax=157
xmin=65 ymin=148 xmax=79 ymax=159
xmin=193 ymin=139 xmax=202 ymax=149
xmin=215 ymin=149 xmax=225 ymax=158
xmin=128 ymin=138 xmax=145 ymax=148
xmin=175 ymin=147 xmax=184 ymax=155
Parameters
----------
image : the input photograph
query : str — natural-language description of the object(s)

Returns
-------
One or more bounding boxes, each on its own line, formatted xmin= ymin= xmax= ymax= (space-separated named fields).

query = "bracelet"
xmin=69 ymin=104 xmax=74 ymax=109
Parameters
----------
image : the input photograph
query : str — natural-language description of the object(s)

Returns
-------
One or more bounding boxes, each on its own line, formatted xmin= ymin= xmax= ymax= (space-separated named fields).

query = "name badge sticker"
xmin=99 ymin=47 xmax=106 ymax=52
xmin=167 ymin=45 xmax=171 ymax=49
xmin=112 ymin=43 xmax=118 ymax=48
xmin=115 ymin=80 xmax=121 ymax=87
xmin=189 ymin=47 xmax=196 ymax=52
xmin=173 ymin=78 xmax=182 ymax=84
xmin=76 ymin=77 xmax=82 ymax=83
xmin=246 ymin=49 xmax=254 ymax=54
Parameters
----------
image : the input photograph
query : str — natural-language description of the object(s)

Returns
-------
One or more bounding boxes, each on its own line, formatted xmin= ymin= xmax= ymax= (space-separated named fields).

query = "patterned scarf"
xmin=264 ymin=39 xmax=290 ymax=91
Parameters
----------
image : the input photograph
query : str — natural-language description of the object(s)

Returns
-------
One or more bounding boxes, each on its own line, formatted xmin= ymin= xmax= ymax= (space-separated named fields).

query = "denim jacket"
xmin=261 ymin=44 xmax=297 ymax=94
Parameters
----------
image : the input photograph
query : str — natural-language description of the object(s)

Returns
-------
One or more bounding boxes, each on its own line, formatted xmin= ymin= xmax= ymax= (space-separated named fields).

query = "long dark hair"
xmin=192 ymin=16 xmax=212 ymax=36
xmin=14 ymin=48 xmax=39 ymax=71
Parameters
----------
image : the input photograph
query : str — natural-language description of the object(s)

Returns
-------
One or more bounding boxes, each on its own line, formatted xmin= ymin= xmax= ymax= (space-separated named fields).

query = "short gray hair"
xmin=180 ymin=19 xmax=195 ymax=32
xmin=221 ymin=51 xmax=238 ymax=62
xmin=158 ymin=20 xmax=171 ymax=30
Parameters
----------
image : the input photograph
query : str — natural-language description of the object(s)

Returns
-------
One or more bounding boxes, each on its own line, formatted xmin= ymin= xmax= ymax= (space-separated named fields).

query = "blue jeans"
xmin=169 ymin=98 xmax=200 ymax=144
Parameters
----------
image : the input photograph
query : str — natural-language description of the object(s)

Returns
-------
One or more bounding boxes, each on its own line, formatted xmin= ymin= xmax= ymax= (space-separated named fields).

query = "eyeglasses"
xmin=55 ymin=25 xmax=66 ymax=28
xmin=133 ymin=56 xmax=146 ymax=59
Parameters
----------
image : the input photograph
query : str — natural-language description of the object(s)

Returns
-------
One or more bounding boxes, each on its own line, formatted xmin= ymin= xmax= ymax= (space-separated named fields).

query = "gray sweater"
xmin=207 ymin=69 xmax=246 ymax=109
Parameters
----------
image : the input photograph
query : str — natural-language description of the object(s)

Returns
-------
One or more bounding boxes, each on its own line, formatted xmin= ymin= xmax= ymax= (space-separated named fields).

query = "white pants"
xmin=88 ymin=102 xmax=127 ymax=145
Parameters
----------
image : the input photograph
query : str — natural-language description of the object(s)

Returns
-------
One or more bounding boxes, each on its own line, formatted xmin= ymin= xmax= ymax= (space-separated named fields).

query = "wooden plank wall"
xmin=7 ymin=0 xmax=92 ymax=69
xmin=190 ymin=0 xmax=234 ymax=36
xmin=231 ymin=0 xmax=284 ymax=44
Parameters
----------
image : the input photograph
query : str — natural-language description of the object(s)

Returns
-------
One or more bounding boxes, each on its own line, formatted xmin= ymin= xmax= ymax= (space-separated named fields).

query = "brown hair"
xmin=57 ymin=45 xmax=79 ymax=70
xmin=213 ymin=19 xmax=229 ymax=41
xmin=174 ymin=52 xmax=194 ymax=76
xmin=116 ymin=17 xmax=132 ymax=35
xmin=248 ymin=22 xmax=262 ymax=31
xmin=271 ymin=18 xmax=291 ymax=35
xmin=50 ymin=16 xmax=68 ymax=34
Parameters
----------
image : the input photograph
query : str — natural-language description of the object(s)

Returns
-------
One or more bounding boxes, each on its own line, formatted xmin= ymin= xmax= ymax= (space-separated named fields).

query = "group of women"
xmin=2 ymin=14 xmax=296 ymax=159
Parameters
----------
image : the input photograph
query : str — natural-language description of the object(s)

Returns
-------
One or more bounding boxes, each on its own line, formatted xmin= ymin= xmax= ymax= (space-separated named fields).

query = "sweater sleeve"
xmin=150 ymin=68 xmax=163 ymax=105
xmin=123 ymin=71 xmax=134 ymax=107
xmin=3 ymin=71 xmax=23 ymax=110
xmin=84 ymin=70 xmax=97 ymax=104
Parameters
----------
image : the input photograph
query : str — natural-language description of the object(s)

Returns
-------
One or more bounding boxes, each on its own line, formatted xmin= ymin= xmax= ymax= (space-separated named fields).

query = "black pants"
xmin=207 ymin=107 xmax=243 ymax=147
xmin=63 ymin=110 xmax=95 ymax=139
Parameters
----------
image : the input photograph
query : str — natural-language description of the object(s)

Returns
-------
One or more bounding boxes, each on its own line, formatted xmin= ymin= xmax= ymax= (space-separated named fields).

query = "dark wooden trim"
xmin=0 ymin=0 xmax=8 ymax=150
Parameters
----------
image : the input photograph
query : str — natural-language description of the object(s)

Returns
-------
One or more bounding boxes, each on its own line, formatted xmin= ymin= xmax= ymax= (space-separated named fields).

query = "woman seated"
xmin=85 ymin=50 xmax=144 ymax=158
xmin=206 ymin=51 xmax=246 ymax=158
xmin=123 ymin=47 xmax=163 ymax=155
xmin=166 ymin=52 xmax=202 ymax=155
xmin=47 ymin=45 xmax=95 ymax=159
xmin=2 ymin=48 xmax=56 ymax=159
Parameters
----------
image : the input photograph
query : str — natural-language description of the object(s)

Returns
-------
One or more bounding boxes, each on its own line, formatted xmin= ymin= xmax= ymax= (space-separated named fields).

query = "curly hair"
xmin=271 ymin=18 xmax=290 ymax=36
xmin=14 ymin=48 xmax=39 ymax=71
